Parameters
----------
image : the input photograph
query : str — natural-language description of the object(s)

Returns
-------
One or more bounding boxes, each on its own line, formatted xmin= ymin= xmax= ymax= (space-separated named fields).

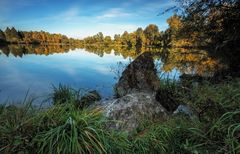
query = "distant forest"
xmin=1 ymin=0 xmax=239 ymax=52
xmin=0 ymin=23 xmax=169 ymax=48
xmin=0 ymin=27 xmax=82 ymax=45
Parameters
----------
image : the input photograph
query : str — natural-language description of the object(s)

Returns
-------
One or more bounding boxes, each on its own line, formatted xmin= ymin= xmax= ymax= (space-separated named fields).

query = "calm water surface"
xmin=1 ymin=46 xmax=219 ymax=105
xmin=0 ymin=48 xmax=133 ymax=104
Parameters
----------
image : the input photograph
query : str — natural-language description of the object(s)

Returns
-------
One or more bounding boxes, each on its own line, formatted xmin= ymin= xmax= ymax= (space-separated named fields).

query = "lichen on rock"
xmin=103 ymin=92 xmax=168 ymax=133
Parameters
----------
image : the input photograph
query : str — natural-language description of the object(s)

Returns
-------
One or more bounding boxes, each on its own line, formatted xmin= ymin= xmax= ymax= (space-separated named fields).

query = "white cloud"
xmin=94 ymin=66 xmax=112 ymax=75
xmin=51 ymin=6 xmax=83 ymax=22
xmin=74 ymin=23 xmax=139 ymax=38
xmin=96 ymin=8 xmax=134 ymax=19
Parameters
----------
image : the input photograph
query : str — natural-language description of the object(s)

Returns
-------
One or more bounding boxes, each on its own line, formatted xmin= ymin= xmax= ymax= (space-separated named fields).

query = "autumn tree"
xmin=129 ymin=33 xmax=137 ymax=48
xmin=104 ymin=36 xmax=112 ymax=46
xmin=174 ymin=0 xmax=240 ymax=46
xmin=135 ymin=28 xmax=146 ymax=48
xmin=114 ymin=34 xmax=121 ymax=45
xmin=5 ymin=27 xmax=21 ymax=43
xmin=0 ymin=27 xmax=83 ymax=45
xmin=173 ymin=0 xmax=240 ymax=73
xmin=166 ymin=14 xmax=182 ymax=46
xmin=0 ymin=30 xmax=6 ymax=43
xmin=144 ymin=24 xmax=160 ymax=46
xmin=121 ymin=31 xmax=131 ymax=47
xmin=165 ymin=14 xmax=195 ymax=47
xmin=96 ymin=32 xmax=104 ymax=43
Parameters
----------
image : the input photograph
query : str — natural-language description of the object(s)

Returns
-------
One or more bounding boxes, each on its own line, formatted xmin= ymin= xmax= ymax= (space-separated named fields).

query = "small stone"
xmin=173 ymin=105 xmax=198 ymax=120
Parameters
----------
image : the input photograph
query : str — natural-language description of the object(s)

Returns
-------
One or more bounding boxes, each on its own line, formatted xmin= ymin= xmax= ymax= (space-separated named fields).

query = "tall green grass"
xmin=51 ymin=84 xmax=101 ymax=109
xmin=51 ymin=84 xmax=81 ymax=105
xmin=0 ymin=98 xmax=37 ymax=153
xmin=35 ymin=107 xmax=107 ymax=154
xmin=0 ymin=79 xmax=239 ymax=153
xmin=178 ymin=78 xmax=240 ymax=122
xmin=130 ymin=111 xmax=240 ymax=153
xmin=0 ymin=102 xmax=129 ymax=154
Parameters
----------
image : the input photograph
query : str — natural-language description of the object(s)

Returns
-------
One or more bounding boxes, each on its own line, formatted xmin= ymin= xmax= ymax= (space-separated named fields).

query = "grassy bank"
xmin=0 ymin=79 xmax=240 ymax=153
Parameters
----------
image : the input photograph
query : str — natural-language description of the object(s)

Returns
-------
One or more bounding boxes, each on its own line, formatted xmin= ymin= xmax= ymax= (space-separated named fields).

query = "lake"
xmin=0 ymin=45 xmax=221 ymax=105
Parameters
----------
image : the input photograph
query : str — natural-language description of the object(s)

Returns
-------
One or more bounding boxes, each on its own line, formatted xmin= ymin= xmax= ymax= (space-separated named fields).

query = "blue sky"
xmin=0 ymin=0 xmax=176 ymax=38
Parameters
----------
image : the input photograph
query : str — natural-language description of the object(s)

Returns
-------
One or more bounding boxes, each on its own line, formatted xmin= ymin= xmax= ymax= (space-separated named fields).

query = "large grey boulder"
xmin=103 ymin=92 xmax=168 ymax=133
xmin=115 ymin=52 xmax=161 ymax=97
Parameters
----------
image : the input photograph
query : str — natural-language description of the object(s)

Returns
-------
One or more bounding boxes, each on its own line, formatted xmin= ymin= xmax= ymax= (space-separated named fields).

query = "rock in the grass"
xmin=173 ymin=105 xmax=198 ymax=120
xmin=103 ymin=92 xmax=168 ymax=133
xmin=115 ymin=52 xmax=161 ymax=97
xmin=77 ymin=90 xmax=101 ymax=108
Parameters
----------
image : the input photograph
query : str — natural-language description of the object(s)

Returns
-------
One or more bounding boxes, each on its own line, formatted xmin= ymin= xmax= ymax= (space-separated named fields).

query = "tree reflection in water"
xmin=0 ymin=45 xmax=225 ymax=77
